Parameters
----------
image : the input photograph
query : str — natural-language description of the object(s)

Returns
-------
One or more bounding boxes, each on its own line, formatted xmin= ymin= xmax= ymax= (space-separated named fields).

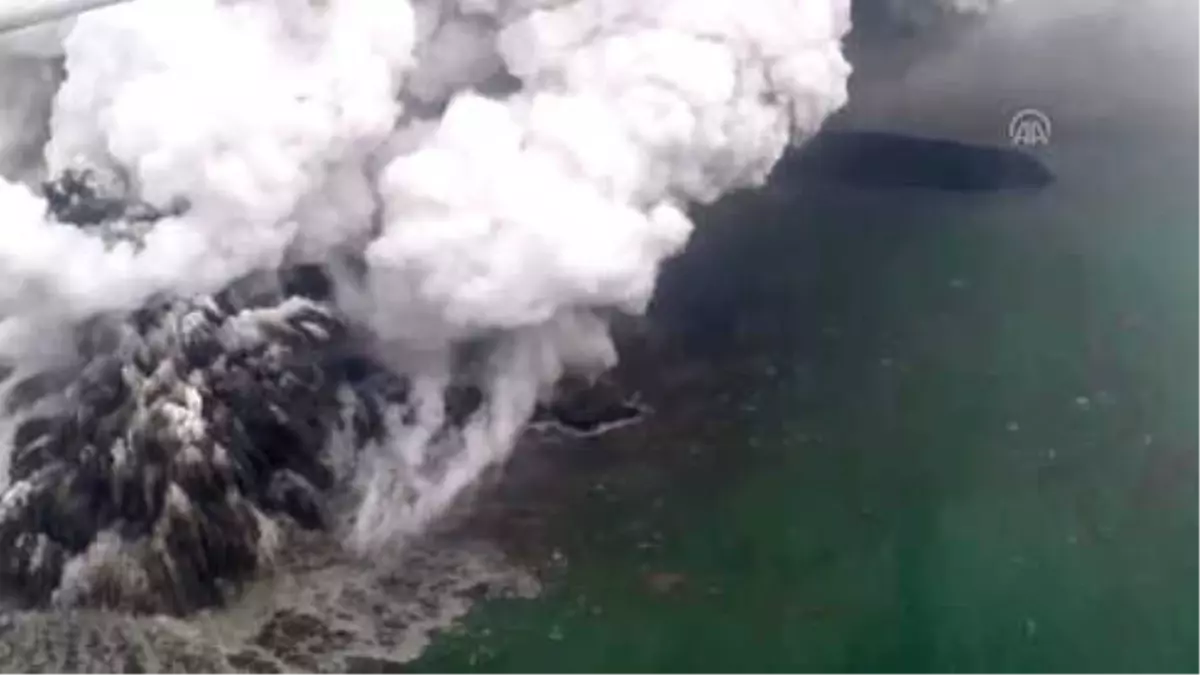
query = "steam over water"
xmin=0 ymin=0 xmax=859 ymax=611
xmin=0 ymin=0 xmax=1012 ymax=664
xmin=0 ymin=1 xmax=1051 ymax=667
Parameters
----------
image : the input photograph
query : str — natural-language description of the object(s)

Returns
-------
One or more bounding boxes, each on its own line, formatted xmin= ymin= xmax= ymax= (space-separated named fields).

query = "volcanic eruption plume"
xmin=0 ymin=0 xmax=1002 ymax=614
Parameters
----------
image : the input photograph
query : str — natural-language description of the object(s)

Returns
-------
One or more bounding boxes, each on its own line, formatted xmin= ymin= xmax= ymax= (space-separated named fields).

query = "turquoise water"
xmin=411 ymin=114 xmax=1198 ymax=672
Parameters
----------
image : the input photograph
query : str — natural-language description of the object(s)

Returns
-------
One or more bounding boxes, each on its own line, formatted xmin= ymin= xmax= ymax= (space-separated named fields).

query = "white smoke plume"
xmin=1 ymin=0 xmax=854 ymax=555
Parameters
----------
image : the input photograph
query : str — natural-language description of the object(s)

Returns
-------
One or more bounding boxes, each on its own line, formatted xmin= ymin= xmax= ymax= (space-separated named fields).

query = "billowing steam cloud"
xmin=0 ymin=0 xmax=859 ymax=610
xmin=0 ymin=0 xmax=1003 ymax=613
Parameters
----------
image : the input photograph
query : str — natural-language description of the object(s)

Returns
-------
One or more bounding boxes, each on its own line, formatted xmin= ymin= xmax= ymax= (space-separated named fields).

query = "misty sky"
xmin=841 ymin=0 xmax=1198 ymax=144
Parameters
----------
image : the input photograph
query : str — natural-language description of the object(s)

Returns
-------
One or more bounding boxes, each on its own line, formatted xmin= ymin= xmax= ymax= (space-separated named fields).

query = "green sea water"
xmin=411 ymin=110 xmax=1198 ymax=671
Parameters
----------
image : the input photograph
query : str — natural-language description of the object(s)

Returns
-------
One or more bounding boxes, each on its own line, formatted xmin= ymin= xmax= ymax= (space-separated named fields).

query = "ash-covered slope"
xmin=0 ymin=171 xmax=639 ymax=615
xmin=0 ymin=173 xmax=418 ymax=614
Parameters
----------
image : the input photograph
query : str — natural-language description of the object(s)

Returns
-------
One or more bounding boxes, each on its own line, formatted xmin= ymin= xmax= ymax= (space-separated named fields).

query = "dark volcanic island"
xmin=776 ymin=130 xmax=1055 ymax=192
xmin=0 ymin=169 xmax=660 ymax=672
xmin=0 ymin=166 xmax=411 ymax=615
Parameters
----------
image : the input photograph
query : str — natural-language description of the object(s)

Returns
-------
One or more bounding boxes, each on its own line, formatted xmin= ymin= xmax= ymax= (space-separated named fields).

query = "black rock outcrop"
xmin=776 ymin=129 xmax=1055 ymax=192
